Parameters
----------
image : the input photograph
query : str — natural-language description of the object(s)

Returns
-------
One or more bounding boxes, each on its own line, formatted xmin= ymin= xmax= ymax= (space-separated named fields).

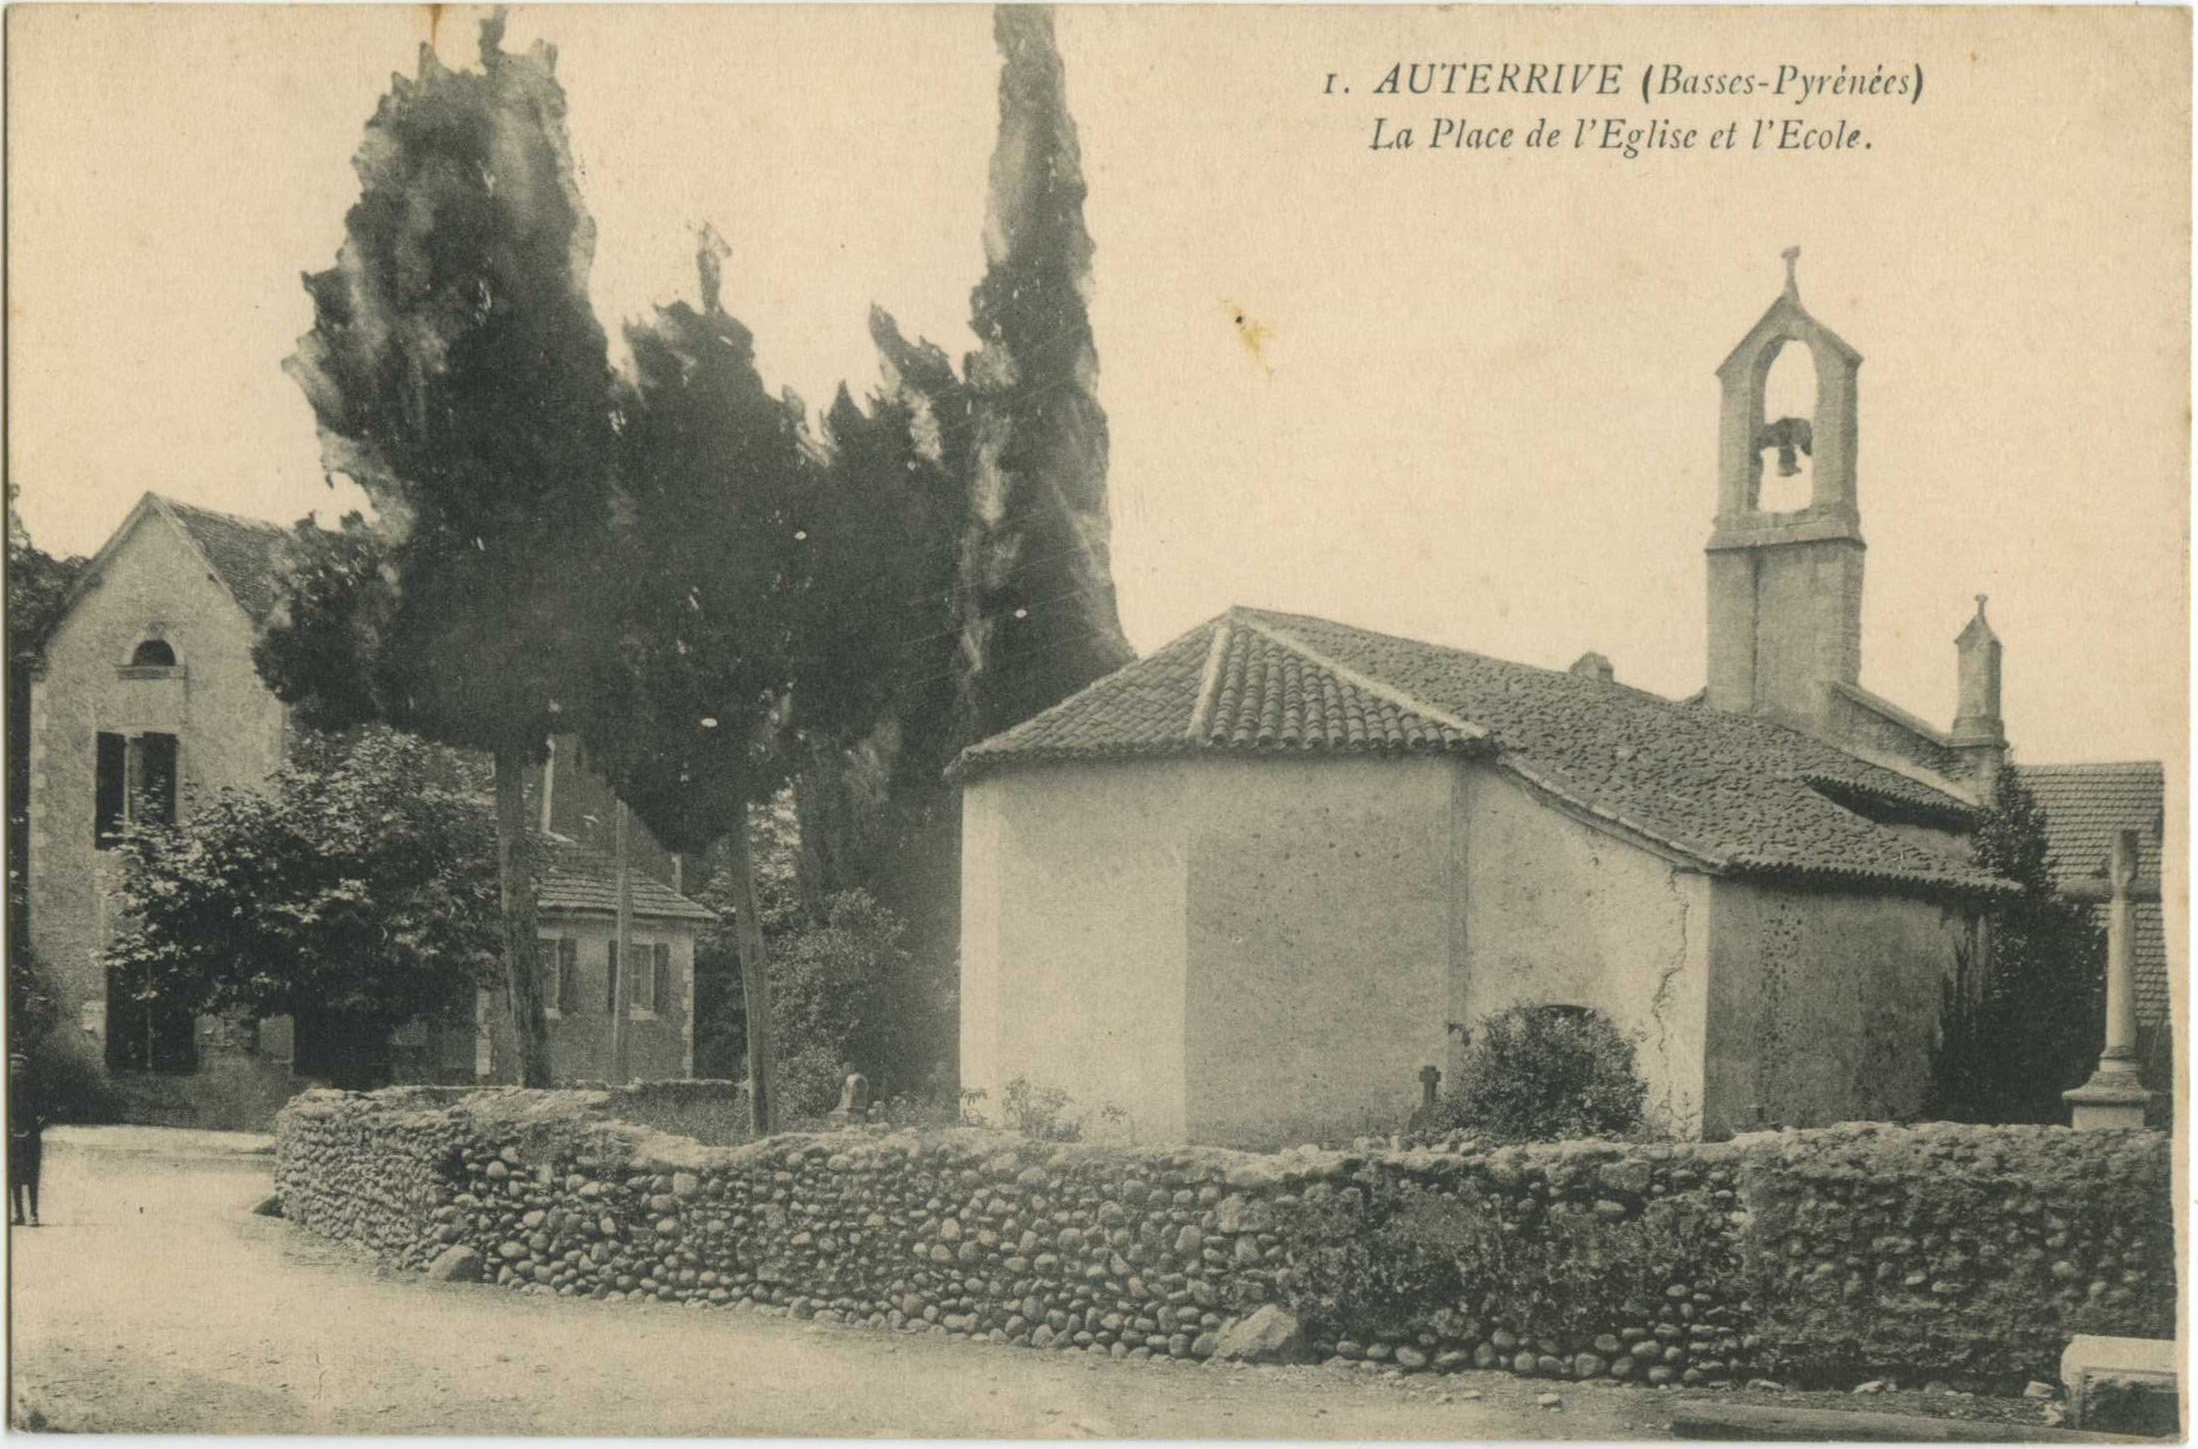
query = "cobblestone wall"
xmin=275 ymin=1090 xmax=2172 ymax=1385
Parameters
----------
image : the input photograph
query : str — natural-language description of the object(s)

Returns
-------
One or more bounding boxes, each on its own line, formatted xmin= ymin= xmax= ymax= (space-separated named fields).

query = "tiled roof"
xmin=955 ymin=606 xmax=2014 ymax=896
xmin=2016 ymin=763 xmax=2164 ymax=883
xmin=537 ymin=839 xmax=716 ymax=923
xmin=956 ymin=618 xmax=1485 ymax=767
xmin=154 ymin=495 xmax=288 ymax=622
xmin=2016 ymin=762 xmax=2169 ymax=1027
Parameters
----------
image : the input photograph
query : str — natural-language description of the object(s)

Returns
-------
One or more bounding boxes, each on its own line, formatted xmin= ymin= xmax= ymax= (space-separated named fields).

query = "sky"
xmin=7 ymin=5 xmax=2189 ymax=767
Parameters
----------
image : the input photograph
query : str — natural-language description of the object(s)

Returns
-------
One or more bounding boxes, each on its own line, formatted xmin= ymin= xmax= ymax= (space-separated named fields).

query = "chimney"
xmin=1569 ymin=652 xmax=1615 ymax=684
xmin=1949 ymin=595 xmax=2006 ymax=797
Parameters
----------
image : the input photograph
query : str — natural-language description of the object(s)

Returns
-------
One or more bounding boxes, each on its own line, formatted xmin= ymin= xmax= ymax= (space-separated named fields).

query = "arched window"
xmin=130 ymin=639 xmax=177 ymax=667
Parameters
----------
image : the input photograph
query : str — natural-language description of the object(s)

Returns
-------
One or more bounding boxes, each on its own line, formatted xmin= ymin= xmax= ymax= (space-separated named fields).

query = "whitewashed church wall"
xmin=1181 ymin=755 xmax=1458 ymax=1149
xmin=958 ymin=762 xmax=1192 ymax=1142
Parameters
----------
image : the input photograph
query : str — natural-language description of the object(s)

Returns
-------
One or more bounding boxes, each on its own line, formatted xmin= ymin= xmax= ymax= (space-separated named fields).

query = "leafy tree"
xmin=571 ymin=234 xmax=836 ymax=1133
xmin=783 ymin=11 xmax=1139 ymax=1094
xmin=785 ymin=313 xmax=974 ymax=1082
xmin=101 ymin=727 xmax=501 ymax=1088
xmin=6 ymin=492 xmax=84 ymax=1044
xmin=262 ymin=14 xmax=619 ymax=1085
xmin=687 ymin=794 xmax=918 ymax=1119
xmin=954 ymin=5 xmax=1133 ymax=744
xmin=1929 ymin=767 xmax=2108 ymax=1123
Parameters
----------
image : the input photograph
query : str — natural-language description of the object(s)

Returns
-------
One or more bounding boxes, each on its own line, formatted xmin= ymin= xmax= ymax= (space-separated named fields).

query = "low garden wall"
xmin=274 ymin=1089 xmax=2173 ymax=1386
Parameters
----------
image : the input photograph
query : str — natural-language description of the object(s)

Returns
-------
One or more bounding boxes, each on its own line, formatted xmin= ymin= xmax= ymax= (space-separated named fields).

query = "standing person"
xmin=10 ymin=1052 xmax=45 ymax=1226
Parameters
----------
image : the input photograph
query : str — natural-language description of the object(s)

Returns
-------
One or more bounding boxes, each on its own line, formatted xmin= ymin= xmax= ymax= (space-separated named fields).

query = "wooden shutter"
xmin=605 ymin=940 xmax=618 ymax=1015
xmin=653 ymin=944 xmax=672 ymax=1015
xmin=536 ymin=939 xmax=557 ymax=1011
xmin=558 ymin=937 xmax=579 ymax=1014
xmin=95 ymin=732 xmax=127 ymax=848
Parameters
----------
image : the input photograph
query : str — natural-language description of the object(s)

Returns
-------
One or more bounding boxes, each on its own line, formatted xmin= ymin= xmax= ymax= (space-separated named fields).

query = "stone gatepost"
xmin=2063 ymin=830 xmax=2152 ymax=1129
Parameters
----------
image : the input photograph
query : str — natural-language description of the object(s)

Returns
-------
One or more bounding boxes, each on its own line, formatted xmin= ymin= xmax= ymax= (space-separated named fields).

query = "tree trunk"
xmin=492 ymin=747 xmax=553 ymax=1087
xmin=610 ymin=799 xmax=634 ymax=1085
xmin=729 ymin=799 xmax=775 ymax=1137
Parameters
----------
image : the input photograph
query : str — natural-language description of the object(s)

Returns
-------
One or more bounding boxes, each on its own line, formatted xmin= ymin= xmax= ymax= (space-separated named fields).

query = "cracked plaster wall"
xmin=1455 ymin=767 xmax=1712 ymax=1136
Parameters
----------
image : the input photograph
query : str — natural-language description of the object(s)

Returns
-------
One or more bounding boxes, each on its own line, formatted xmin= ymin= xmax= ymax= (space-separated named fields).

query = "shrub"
xmin=1433 ymin=1003 xmax=1649 ymax=1143
xmin=774 ymin=1040 xmax=854 ymax=1123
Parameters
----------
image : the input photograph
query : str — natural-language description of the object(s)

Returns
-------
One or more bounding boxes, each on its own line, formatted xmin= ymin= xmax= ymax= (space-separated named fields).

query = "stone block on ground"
xmin=1210 ymin=1305 xmax=1308 ymax=1364
xmin=425 ymin=1244 xmax=483 ymax=1283
xmin=2060 ymin=1334 xmax=2179 ymax=1436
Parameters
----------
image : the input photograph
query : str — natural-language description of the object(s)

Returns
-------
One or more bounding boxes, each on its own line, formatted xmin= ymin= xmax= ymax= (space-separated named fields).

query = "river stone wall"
xmin=275 ymin=1089 xmax=2172 ymax=1385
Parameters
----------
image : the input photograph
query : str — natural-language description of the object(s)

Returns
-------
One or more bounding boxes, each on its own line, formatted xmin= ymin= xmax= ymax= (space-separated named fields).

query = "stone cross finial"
xmin=1781 ymin=246 xmax=1801 ymax=297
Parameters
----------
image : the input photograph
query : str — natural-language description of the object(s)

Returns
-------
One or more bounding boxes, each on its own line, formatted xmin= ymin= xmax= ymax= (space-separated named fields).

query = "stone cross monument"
xmin=2063 ymin=830 xmax=2152 ymax=1129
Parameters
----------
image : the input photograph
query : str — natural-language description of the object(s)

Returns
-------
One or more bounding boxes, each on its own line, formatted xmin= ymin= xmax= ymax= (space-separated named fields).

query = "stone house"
xmin=25 ymin=491 xmax=710 ymax=1113
xmin=952 ymin=259 xmax=2168 ymax=1148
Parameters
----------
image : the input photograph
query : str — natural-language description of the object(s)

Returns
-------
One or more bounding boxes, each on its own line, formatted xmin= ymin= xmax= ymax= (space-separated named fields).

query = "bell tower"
xmin=1704 ymin=249 xmax=1866 ymax=730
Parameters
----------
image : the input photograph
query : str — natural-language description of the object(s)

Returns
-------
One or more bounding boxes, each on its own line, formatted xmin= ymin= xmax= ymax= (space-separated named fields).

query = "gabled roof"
xmin=1715 ymin=284 xmax=1861 ymax=378
xmin=156 ymin=495 xmax=288 ymax=622
xmin=44 ymin=492 xmax=288 ymax=650
xmin=2017 ymin=761 xmax=2169 ymax=1028
xmin=2016 ymin=762 xmax=2164 ymax=885
xmin=955 ymin=606 xmax=2014 ymax=896
xmin=537 ymin=837 xmax=716 ymax=924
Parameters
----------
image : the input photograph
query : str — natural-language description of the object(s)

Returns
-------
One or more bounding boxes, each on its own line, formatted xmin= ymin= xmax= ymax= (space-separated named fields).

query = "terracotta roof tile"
xmin=955 ymin=606 xmax=2013 ymax=896
xmin=955 ymin=615 xmax=1482 ymax=769
xmin=155 ymin=496 xmax=288 ymax=623
xmin=537 ymin=839 xmax=716 ymax=923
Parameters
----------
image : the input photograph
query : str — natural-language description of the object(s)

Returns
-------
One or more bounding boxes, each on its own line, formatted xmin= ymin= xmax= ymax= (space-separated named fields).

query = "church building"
xmin=952 ymin=256 xmax=2152 ymax=1148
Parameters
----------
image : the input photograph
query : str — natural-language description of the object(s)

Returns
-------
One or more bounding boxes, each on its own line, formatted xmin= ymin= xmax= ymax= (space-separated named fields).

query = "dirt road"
xmin=9 ymin=1127 xmax=1680 ymax=1437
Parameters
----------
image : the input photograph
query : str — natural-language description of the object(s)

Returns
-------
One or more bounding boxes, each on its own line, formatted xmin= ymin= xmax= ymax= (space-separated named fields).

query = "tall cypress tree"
xmin=955 ymin=5 xmax=1133 ymax=743
xmin=780 ymin=10 xmax=1138 ymax=1093
xmin=261 ymin=13 xmax=618 ymax=1086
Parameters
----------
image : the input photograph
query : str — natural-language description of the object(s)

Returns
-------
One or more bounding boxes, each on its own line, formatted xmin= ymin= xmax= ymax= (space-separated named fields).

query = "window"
xmin=136 ymin=734 xmax=177 ymax=828
xmin=606 ymin=940 xmax=619 ymax=1015
xmin=95 ymin=731 xmax=177 ymax=848
xmin=630 ymin=941 xmax=672 ymax=1013
xmin=537 ymin=936 xmax=578 ymax=1015
xmin=129 ymin=639 xmax=177 ymax=667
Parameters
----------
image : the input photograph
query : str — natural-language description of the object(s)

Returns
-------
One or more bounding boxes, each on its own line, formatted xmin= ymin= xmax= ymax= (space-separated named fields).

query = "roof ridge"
xmin=1233 ymin=604 xmax=1586 ymax=687
xmin=1230 ymin=609 xmax=1489 ymax=741
xmin=151 ymin=493 xmax=287 ymax=534
xmin=1829 ymin=680 xmax=1953 ymax=749
xmin=1185 ymin=616 xmax=1233 ymax=741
